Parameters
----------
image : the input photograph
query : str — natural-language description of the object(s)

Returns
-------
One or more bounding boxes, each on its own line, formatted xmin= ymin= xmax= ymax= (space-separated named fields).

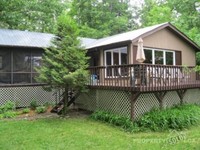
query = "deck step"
xmin=51 ymin=91 xmax=80 ymax=114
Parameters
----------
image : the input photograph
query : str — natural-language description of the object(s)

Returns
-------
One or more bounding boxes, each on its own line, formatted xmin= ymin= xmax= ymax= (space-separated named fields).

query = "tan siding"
xmin=133 ymin=28 xmax=196 ymax=66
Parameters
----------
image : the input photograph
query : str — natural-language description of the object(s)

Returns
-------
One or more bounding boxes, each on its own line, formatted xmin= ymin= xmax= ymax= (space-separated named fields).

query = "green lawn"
xmin=0 ymin=117 xmax=199 ymax=150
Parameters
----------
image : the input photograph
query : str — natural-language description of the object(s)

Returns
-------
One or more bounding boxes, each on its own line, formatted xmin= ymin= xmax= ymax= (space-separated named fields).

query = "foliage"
xmin=2 ymin=111 xmax=17 ymax=118
xmin=0 ymin=0 xmax=69 ymax=33
xmin=30 ymin=100 xmax=38 ymax=110
xmin=69 ymin=0 xmax=138 ymax=38
xmin=90 ymin=111 xmax=139 ymax=132
xmin=22 ymin=108 xmax=31 ymax=114
xmin=0 ymin=101 xmax=16 ymax=119
xmin=35 ymin=106 xmax=47 ymax=114
xmin=91 ymin=104 xmax=200 ymax=132
xmin=43 ymin=102 xmax=54 ymax=107
xmin=36 ymin=13 xmax=89 ymax=89
xmin=36 ymin=13 xmax=89 ymax=115
xmin=135 ymin=104 xmax=200 ymax=131
xmin=0 ymin=101 xmax=15 ymax=114
xmin=139 ymin=0 xmax=200 ymax=64
xmin=196 ymin=52 xmax=200 ymax=65
xmin=140 ymin=0 xmax=200 ymax=45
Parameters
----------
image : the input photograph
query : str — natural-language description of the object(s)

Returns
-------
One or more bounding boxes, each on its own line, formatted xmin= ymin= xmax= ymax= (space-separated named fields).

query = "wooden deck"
xmin=88 ymin=64 xmax=200 ymax=92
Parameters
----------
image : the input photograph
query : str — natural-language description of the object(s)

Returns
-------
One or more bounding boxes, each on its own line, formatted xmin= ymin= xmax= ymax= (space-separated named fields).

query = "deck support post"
xmin=176 ymin=89 xmax=187 ymax=105
xmin=130 ymin=91 xmax=141 ymax=121
xmin=154 ymin=91 xmax=167 ymax=109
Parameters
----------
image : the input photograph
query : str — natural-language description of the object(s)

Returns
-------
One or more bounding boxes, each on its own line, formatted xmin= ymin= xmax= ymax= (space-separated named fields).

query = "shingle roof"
xmin=0 ymin=29 xmax=54 ymax=48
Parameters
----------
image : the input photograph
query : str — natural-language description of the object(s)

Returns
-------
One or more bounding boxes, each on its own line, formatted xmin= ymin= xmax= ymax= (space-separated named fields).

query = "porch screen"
xmin=0 ymin=48 xmax=43 ymax=84
xmin=105 ymin=47 xmax=127 ymax=76
xmin=0 ymin=50 xmax=11 ymax=83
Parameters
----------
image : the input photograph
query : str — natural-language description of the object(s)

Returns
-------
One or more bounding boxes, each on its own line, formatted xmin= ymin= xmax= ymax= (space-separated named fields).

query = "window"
xmin=13 ymin=50 xmax=31 ymax=72
xmin=0 ymin=50 xmax=11 ymax=83
xmin=144 ymin=50 xmax=152 ymax=64
xmin=144 ymin=48 xmax=175 ymax=65
xmin=166 ymin=51 xmax=174 ymax=65
xmin=0 ymin=51 xmax=11 ymax=72
xmin=104 ymin=47 xmax=127 ymax=76
xmin=0 ymin=49 xmax=43 ymax=84
xmin=0 ymin=56 xmax=2 ymax=69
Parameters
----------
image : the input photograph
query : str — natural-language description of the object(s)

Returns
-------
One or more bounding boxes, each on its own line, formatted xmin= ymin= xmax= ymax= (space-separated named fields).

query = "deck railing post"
xmin=130 ymin=91 xmax=140 ymax=121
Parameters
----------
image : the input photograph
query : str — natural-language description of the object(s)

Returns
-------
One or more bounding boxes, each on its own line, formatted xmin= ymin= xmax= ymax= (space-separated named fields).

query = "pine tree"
xmin=36 ymin=13 xmax=89 ymax=114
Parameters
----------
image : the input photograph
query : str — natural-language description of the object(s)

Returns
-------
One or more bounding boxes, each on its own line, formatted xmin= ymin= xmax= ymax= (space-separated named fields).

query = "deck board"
xmin=88 ymin=80 xmax=200 ymax=92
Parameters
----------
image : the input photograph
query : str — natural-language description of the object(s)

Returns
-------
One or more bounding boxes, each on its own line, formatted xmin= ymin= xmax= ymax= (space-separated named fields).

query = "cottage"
xmin=0 ymin=22 xmax=200 ymax=119
xmin=76 ymin=22 xmax=200 ymax=119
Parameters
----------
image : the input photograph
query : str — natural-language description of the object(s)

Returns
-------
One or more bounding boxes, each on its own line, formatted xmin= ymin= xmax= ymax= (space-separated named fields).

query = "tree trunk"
xmin=63 ymin=86 xmax=68 ymax=115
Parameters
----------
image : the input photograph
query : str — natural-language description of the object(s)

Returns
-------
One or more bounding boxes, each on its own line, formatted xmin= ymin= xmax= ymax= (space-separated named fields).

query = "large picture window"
xmin=144 ymin=48 xmax=175 ymax=65
xmin=0 ymin=48 xmax=43 ymax=84
xmin=104 ymin=47 xmax=127 ymax=77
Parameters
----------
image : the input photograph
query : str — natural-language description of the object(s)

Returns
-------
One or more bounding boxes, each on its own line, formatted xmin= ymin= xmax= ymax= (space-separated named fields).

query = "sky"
xmin=130 ymin=0 xmax=144 ymax=7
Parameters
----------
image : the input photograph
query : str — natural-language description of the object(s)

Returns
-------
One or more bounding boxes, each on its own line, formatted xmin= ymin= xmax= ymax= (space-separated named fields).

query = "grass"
xmin=0 ymin=117 xmax=199 ymax=150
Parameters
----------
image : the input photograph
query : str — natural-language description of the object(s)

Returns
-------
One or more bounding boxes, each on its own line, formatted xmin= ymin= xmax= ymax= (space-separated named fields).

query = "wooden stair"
xmin=51 ymin=91 xmax=80 ymax=114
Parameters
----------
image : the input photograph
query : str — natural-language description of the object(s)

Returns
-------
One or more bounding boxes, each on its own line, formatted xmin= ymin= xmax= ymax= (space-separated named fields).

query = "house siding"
xmin=133 ymin=28 xmax=196 ymax=66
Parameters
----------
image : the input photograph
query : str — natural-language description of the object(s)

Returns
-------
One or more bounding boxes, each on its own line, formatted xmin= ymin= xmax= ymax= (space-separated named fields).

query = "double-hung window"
xmin=104 ymin=47 xmax=127 ymax=77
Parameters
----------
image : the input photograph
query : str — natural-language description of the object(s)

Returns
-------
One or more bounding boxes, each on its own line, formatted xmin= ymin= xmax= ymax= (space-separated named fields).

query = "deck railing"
xmin=88 ymin=64 xmax=200 ymax=92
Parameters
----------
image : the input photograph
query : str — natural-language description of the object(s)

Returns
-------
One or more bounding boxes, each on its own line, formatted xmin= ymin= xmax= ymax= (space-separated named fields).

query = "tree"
xmin=140 ymin=0 xmax=200 ymax=63
xmin=140 ymin=0 xmax=173 ymax=27
xmin=0 ymin=0 xmax=69 ymax=33
xmin=36 ymin=13 xmax=89 ymax=114
xmin=69 ymin=0 xmax=138 ymax=38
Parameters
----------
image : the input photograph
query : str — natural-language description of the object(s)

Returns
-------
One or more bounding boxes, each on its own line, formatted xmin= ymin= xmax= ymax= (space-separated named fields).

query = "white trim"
xmin=104 ymin=47 xmax=127 ymax=77
xmin=144 ymin=48 xmax=175 ymax=65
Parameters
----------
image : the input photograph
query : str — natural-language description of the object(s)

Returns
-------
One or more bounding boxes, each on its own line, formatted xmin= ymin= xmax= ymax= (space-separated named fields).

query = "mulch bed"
xmin=12 ymin=107 xmax=92 ymax=121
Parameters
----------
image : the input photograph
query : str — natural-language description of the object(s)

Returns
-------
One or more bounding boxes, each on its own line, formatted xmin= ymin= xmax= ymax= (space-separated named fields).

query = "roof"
xmin=79 ymin=37 xmax=97 ymax=48
xmin=0 ymin=23 xmax=199 ymax=51
xmin=0 ymin=29 xmax=54 ymax=48
xmin=85 ymin=22 xmax=200 ymax=51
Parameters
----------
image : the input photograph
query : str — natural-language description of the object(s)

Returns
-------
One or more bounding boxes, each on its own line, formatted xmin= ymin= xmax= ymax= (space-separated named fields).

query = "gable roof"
xmin=85 ymin=22 xmax=200 ymax=51
xmin=0 ymin=29 xmax=54 ymax=48
xmin=0 ymin=23 xmax=199 ymax=51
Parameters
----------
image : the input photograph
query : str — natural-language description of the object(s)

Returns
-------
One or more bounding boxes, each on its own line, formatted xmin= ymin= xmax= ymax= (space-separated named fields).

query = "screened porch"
xmin=0 ymin=47 xmax=42 ymax=85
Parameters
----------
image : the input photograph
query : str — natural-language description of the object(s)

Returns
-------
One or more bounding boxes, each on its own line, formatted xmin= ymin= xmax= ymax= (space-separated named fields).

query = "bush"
xmin=22 ymin=108 xmax=30 ymax=114
xmin=90 ymin=111 xmax=139 ymax=132
xmin=30 ymin=100 xmax=38 ymax=110
xmin=3 ymin=111 xmax=17 ymax=118
xmin=135 ymin=104 xmax=200 ymax=131
xmin=35 ymin=106 xmax=47 ymax=114
xmin=0 ymin=101 xmax=15 ymax=114
xmin=91 ymin=104 xmax=200 ymax=132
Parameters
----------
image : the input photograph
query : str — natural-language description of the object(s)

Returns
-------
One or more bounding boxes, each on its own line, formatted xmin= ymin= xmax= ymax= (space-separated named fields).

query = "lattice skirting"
xmin=76 ymin=88 xmax=200 ymax=120
xmin=76 ymin=89 xmax=131 ymax=117
xmin=135 ymin=89 xmax=200 ymax=119
xmin=0 ymin=86 xmax=57 ymax=107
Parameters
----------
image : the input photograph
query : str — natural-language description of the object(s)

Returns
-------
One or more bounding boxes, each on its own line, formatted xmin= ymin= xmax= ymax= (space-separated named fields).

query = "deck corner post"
xmin=154 ymin=91 xmax=167 ymax=109
xmin=176 ymin=89 xmax=187 ymax=105
xmin=130 ymin=91 xmax=141 ymax=121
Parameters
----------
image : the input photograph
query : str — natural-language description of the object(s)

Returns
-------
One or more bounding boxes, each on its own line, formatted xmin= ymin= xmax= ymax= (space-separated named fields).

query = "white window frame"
xmin=144 ymin=48 xmax=175 ymax=65
xmin=104 ymin=47 xmax=127 ymax=77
